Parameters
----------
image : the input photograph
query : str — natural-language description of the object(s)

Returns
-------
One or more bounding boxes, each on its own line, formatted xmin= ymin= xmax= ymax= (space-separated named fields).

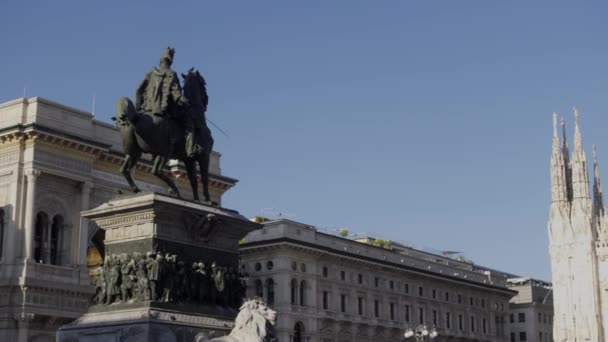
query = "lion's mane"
xmin=209 ymin=299 xmax=277 ymax=342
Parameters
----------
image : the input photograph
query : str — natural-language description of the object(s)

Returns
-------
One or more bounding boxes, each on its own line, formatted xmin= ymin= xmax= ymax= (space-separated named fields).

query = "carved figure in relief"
xmin=92 ymin=250 xmax=249 ymax=307
xmin=176 ymin=260 xmax=187 ymax=301
xmin=224 ymin=267 xmax=235 ymax=308
xmin=146 ymin=252 xmax=160 ymax=301
xmin=236 ymin=273 xmax=248 ymax=308
xmin=120 ymin=257 xmax=136 ymax=302
xmin=211 ymin=262 xmax=225 ymax=306
xmin=160 ymin=253 xmax=175 ymax=302
xmin=197 ymin=262 xmax=211 ymax=304
xmin=106 ymin=258 xmax=121 ymax=304
xmin=94 ymin=263 xmax=107 ymax=305
xmin=135 ymin=257 xmax=150 ymax=301
xmin=190 ymin=262 xmax=200 ymax=301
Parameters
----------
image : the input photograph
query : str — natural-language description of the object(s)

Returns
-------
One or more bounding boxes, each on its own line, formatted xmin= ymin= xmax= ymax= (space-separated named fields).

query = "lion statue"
xmin=199 ymin=298 xmax=277 ymax=342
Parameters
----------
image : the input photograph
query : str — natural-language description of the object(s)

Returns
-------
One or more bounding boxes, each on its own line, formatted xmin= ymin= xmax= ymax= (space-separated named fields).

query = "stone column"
xmin=15 ymin=286 xmax=34 ymax=342
xmin=78 ymin=182 xmax=92 ymax=267
xmin=22 ymin=169 xmax=40 ymax=261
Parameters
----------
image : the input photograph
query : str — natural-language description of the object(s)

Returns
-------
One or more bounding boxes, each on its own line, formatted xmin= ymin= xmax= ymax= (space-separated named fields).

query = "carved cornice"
xmin=96 ymin=212 xmax=156 ymax=228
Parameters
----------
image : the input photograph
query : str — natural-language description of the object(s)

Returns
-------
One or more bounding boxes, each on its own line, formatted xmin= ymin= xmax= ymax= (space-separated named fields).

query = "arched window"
xmin=266 ymin=278 xmax=275 ymax=305
xmin=0 ymin=208 xmax=4 ymax=259
xmin=294 ymin=321 xmax=305 ymax=342
xmin=50 ymin=215 xmax=63 ymax=265
xmin=34 ymin=212 xmax=49 ymax=263
xmin=300 ymin=280 xmax=306 ymax=306
xmin=291 ymin=279 xmax=298 ymax=305
xmin=34 ymin=212 xmax=64 ymax=265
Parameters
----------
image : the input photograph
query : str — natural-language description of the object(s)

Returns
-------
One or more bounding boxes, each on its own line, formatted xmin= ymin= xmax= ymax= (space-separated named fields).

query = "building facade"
xmin=240 ymin=219 xmax=517 ymax=342
xmin=548 ymin=110 xmax=608 ymax=341
xmin=506 ymin=278 xmax=553 ymax=342
xmin=0 ymin=97 xmax=236 ymax=342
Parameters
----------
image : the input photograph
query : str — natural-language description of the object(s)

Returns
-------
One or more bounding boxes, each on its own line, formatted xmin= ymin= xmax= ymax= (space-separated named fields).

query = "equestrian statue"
xmin=113 ymin=47 xmax=215 ymax=204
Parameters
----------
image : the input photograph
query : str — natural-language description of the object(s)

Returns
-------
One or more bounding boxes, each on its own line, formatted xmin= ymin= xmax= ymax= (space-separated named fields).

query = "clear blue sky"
xmin=3 ymin=1 xmax=608 ymax=281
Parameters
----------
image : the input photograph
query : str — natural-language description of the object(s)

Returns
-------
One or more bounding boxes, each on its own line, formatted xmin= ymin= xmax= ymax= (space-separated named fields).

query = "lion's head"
xmin=209 ymin=298 xmax=277 ymax=342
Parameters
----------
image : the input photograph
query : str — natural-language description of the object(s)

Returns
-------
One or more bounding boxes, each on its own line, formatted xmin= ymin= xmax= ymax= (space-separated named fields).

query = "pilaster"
xmin=78 ymin=181 xmax=92 ymax=269
xmin=22 ymin=169 xmax=40 ymax=261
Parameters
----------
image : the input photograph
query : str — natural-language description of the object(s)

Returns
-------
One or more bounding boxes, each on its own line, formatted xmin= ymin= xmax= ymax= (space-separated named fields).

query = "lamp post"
xmin=404 ymin=325 xmax=438 ymax=341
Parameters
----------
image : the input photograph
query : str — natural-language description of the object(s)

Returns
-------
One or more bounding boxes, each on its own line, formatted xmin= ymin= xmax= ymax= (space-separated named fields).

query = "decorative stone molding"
xmin=36 ymin=150 xmax=92 ymax=175
xmin=24 ymin=168 xmax=41 ymax=178
xmin=0 ymin=150 xmax=19 ymax=164
xmin=96 ymin=213 xmax=156 ymax=229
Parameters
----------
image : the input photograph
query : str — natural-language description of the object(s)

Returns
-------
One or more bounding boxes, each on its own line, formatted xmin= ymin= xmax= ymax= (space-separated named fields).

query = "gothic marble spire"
xmin=551 ymin=113 xmax=568 ymax=203
xmin=593 ymin=145 xmax=604 ymax=216
xmin=570 ymin=108 xmax=591 ymax=202
xmin=561 ymin=117 xmax=573 ymax=202
xmin=593 ymin=145 xmax=608 ymax=240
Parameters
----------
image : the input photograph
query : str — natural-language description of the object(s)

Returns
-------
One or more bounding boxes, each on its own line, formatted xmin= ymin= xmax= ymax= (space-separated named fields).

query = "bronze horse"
xmin=113 ymin=68 xmax=214 ymax=203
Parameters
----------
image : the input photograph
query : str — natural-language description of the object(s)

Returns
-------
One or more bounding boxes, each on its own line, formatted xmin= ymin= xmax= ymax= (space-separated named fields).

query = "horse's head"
xmin=182 ymin=67 xmax=208 ymax=112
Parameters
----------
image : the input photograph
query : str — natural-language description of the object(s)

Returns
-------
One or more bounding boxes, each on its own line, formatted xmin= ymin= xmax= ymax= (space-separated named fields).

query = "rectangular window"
xmin=481 ymin=298 xmax=485 ymax=308
xmin=340 ymin=294 xmax=346 ymax=313
xmin=374 ymin=300 xmax=380 ymax=318
xmin=358 ymin=297 xmax=363 ymax=315
xmin=432 ymin=310 xmax=437 ymax=326
xmin=389 ymin=280 xmax=394 ymax=290
xmin=390 ymin=303 xmax=395 ymax=320
xmin=418 ymin=286 xmax=424 ymax=297
xmin=358 ymin=274 xmax=363 ymax=284
xmin=323 ymin=291 xmax=329 ymax=310
xmin=510 ymin=332 xmax=515 ymax=342
xmin=538 ymin=313 xmax=542 ymax=323
xmin=432 ymin=289 xmax=436 ymax=299
xmin=519 ymin=332 xmax=527 ymax=341
xmin=340 ymin=271 xmax=345 ymax=281
xmin=471 ymin=316 xmax=475 ymax=332
xmin=470 ymin=297 xmax=474 ymax=306
xmin=418 ymin=308 xmax=424 ymax=324
xmin=404 ymin=283 xmax=409 ymax=294
xmin=459 ymin=314 xmax=463 ymax=331
xmin=322 ymin=267 xmax=328 ymax=277
xmin=458 ymin=294 xmax=462 ymax=304
xmin=446 ymin=312 xmax=451 ymax=329
xmin=518 ymin=313 xmax=526 ymax=323
xmin=510 ymin=314 xmax=514 ymax=323
xmin=375 ymin=277 xmax=379 ymax=288
xmin=539 ymin=332 xmax=543 ymax=340
xmin=445 ymin=292 xmax=449 ymax=302
xmin=483 ymin=318 xmax=487 ymax=334
xmin=405 ymin=305 xmax=410 ymax=322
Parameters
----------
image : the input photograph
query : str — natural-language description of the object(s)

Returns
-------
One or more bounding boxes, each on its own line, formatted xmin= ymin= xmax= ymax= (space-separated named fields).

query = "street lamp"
xmin=404 ymin=325 xmax=438 ymax=341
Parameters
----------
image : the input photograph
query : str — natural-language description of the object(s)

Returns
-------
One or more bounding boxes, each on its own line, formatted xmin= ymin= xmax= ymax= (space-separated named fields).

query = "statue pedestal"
xmin=57 ymin=192 xmax=261 ymax=342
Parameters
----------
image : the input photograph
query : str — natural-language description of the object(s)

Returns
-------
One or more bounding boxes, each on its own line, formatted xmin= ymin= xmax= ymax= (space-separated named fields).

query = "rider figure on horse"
xmin=115 ymin=47 xmax=214 ymax=202
xmin=135 ymin=47 xmax=192 ymax=153
xmin=136 ymin=47 xmax=205 ymax=158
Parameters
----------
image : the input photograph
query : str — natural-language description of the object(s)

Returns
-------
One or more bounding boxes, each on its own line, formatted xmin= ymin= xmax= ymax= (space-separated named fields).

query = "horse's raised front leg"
xmin=184 ymin=158 xmax=199 ymax=201
xmin=152 ymin=155 xmax=181 ymax=198
xmin=120 ymin=154 xmax=141 ymax=193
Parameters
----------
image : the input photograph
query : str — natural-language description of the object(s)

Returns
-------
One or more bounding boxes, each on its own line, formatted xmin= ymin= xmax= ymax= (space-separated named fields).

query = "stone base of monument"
xmin=57 ymin=307 xmax=233 ymax=342
xmin=57 ymin=192 xmax=261 ymax=342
